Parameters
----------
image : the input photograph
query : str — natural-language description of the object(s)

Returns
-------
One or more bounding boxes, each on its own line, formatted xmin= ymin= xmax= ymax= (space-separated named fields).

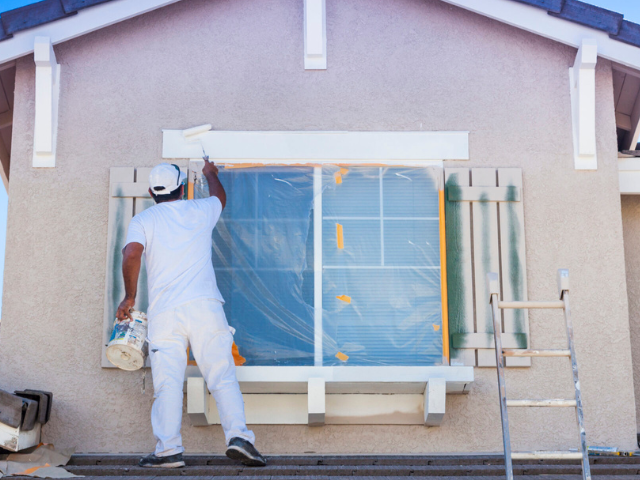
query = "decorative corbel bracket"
xmin=307 ymin=377 xmax=325 ymax=426
xmin=569 ymin=39 xmax=598 ymax=171
xmin=33 ymin=37 xmax=60 ymax=168
xmin=424 ymin=378 xmax=446 ymax=426
xmin=304 ymin=0 xmax=327 ymax=70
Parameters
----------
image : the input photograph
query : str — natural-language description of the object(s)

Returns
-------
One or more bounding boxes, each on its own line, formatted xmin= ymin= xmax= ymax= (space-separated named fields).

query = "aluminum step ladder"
xmin=487 ymin=269 xmax=590 ymax=480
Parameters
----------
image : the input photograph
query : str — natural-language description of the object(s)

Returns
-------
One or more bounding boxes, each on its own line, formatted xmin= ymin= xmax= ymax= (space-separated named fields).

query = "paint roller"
xmin=182 ymin=124 xmax=212 ymax=161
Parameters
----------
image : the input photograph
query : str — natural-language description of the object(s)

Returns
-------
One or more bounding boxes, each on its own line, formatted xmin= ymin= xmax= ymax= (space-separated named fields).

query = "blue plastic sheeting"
xmin=195 ymin=166 xmax=443 ymax=366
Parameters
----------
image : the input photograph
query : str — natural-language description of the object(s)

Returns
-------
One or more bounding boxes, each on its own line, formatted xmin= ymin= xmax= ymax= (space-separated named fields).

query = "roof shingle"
xmin=60 ymin=0 xmax=113 ymax=13
xmin=1 ymin=0 xmax=76 ymax=36
xmin=509 ymin=0 xmax=564 ymax=14
xmin=612 ymin=20 xmax=640 ymax=48
xmin=548 ymin=0 xmax=623 ymax=35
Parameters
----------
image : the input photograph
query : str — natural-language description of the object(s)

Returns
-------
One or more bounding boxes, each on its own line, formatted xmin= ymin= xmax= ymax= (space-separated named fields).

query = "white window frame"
xmin=163 ymin=129 xmax=474 ymax=397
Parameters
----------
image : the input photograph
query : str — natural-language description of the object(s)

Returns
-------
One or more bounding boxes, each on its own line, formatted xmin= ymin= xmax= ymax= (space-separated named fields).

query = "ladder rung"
xmin=498 ymin=300 xmax=565 ymax=309
xmin=507 ymin=399 xmax=577 ymax=408
xmin=502 ymin=349 xmax=571 ymax=357
xmin=512 ymin=451 xmax=583 ymax=460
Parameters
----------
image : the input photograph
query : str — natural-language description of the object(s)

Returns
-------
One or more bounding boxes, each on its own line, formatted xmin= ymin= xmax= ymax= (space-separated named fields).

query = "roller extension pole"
xmin=488 ymin=272 xmax=513 ymax=480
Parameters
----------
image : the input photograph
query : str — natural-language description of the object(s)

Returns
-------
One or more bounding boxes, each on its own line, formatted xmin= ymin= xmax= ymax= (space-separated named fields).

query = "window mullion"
xmin=379 ymin=167 xmax=384 ymax=267
xmin=313 ymin=167 xmax=323 ymax=366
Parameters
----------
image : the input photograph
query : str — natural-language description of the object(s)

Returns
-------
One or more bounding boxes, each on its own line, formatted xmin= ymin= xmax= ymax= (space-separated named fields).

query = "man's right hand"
xmin=116 ymin=296 xmax=135 ymax=321
xmin=202 ymin=158 xmax=219 ymax=178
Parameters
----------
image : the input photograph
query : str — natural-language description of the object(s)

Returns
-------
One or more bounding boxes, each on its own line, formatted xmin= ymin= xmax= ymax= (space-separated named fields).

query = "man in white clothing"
xmin=116 ymin=160 xmax=266 ymax=468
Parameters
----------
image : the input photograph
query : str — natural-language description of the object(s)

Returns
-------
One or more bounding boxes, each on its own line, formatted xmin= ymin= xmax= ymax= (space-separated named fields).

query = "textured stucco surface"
xmin=622 ymin=195 xmax=640 ymax=431
xmin=0 ymin=0 xmax=636 ymax=454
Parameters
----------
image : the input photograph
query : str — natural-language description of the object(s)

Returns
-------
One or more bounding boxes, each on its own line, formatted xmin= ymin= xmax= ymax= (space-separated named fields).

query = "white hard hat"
xmin=149 ymin=163 xmax=186 ymax=195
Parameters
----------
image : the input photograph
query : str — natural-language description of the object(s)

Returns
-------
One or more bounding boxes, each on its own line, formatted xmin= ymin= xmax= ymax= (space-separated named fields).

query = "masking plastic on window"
xmin=194 ymin=166 xmax=443 ymax=366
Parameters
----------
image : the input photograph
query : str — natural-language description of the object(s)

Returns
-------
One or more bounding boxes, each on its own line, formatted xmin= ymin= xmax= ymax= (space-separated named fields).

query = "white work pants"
xmin=148 ymin=298 xmax=255 ymax=457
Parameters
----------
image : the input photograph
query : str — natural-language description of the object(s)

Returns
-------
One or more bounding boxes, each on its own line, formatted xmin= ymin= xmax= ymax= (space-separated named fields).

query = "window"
xmin=194 ymin=165 xmax=444 ymax=367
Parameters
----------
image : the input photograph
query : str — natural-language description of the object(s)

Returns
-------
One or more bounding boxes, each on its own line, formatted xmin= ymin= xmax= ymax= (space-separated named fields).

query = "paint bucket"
xmin=106 ymin=310 xmax=148 ymax=371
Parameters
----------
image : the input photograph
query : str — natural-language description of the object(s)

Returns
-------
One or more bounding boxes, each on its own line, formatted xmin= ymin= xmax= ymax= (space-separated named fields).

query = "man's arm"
xmin=115 ymin=242 xmax=144 ymax=321
xmin=202 ymin=158 xmax=226 ymax=209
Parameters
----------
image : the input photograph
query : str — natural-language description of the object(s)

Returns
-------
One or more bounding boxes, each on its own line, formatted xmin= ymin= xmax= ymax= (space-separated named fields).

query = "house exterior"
xmin=0 ymin=0 xmax=640 ymax=455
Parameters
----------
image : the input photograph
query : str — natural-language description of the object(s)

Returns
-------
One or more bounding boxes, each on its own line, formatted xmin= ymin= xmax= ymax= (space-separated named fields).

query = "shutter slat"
xmin=498 ymin=169 xmax=530 ymax=367
xmin=111 ymin=182 xmax=151 ymax=198
xmin=451 ymin=333 xmax=527 ymax=349
xmin=471 ymin=169 xmax=501 ymax=367
xmin=444 ymin=169 xmax=476 ymax=366
xmin=102 ymin=167 xmax=135 ymax=368
xmin=447 ymin=186 xmax=521 ymax=202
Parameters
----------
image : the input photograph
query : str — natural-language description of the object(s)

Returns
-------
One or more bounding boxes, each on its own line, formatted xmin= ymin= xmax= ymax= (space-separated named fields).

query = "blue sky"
xmin=0 ymin=0 xmax=638 ymax=316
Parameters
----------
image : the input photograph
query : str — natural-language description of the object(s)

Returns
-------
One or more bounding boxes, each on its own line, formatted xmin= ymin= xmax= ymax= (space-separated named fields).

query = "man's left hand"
xmin=116 ymin=296 xmax=135 ymax=321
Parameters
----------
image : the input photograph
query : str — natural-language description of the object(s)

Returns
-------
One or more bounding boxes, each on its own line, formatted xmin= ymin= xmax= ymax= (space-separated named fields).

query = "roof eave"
xmin=440 ymin=0 xmax=640 ymax=73
xmin=0 ymin=0 xmax=183 ymax=66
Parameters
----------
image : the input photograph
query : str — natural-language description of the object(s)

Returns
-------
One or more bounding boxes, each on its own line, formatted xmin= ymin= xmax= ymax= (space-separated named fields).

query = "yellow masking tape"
xmin=232 ymin=342 xmax=247 ymax=366
xmin=433 ymin=324 xmax=441 ymax=331
xmin=335 ymin=172 xmax=343 ymax=184
xmin=336 ymin=294 xmax=351 ymax=303
xmin=339 ymin=167 xmax=349 ymax=175
xmin=336 ymin=352 xmax=349 ymax=362
xmin=336 ymin=224 xmax=344 ymax=249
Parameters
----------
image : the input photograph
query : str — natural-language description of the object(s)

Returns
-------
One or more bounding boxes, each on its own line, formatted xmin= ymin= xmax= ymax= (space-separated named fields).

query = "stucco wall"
xmin=0 ymin=0 xmax=636 ymax=453
xmin=622 ymin=195 xmax=640 ymax=431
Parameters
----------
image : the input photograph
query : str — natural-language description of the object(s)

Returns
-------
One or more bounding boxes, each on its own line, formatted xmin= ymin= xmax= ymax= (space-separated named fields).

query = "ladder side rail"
xmin=488 ymin=273 xmax=514 ymax=480
xmin=561 ymin=287 xmax=591 ymax=480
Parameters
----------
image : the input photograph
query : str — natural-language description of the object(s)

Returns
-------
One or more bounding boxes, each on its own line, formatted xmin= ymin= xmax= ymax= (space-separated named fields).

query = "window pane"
xmin=197 ymin=167 xmax=316 ymax=366
xmin=322 ymin=268 xmax=442 ymax=366
xmin=322 ymin=167 xmax=443 ymax=366
xmin=322 ymin=219 xmax=381 ymax=266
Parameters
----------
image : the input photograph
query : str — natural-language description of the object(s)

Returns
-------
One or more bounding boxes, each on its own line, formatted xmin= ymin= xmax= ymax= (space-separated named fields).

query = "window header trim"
xmin=162 ymin=128 xmax=469 ymax=165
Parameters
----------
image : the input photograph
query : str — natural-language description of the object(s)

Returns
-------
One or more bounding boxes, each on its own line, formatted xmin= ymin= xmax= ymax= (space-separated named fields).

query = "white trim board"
xmin=439 ymin=0 xmax=640 ymax=72
xmin=186 ymin=365 xmax=474 ymax=394
xmin=0 ymin=0 xmax=184 ymax=65
xmin=619 ymin=157 xmax=640 ymax=194
xmin=162 ymin=129 xmax=469 ymax=164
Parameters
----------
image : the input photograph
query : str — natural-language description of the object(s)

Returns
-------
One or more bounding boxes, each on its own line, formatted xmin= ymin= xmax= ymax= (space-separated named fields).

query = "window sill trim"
xmin=186 ymin=365 xmax=473 ymax=394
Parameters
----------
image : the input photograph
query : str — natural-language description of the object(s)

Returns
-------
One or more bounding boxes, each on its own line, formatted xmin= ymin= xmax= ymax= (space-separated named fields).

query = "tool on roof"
xmin=0 ymin=388 xmax=52 ymax=452
xmin=488 ymin=269 xmax=591 ymax=480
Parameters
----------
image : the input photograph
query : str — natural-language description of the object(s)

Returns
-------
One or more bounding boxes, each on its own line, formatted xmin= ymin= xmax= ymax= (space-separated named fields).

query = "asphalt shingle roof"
xmin=0 ymin=0 xmax=111 ymax=41
xmin=514 ymin=0 xmax=640 ymax=47
xmin=1 ymin=0 xmax=640 ymax=49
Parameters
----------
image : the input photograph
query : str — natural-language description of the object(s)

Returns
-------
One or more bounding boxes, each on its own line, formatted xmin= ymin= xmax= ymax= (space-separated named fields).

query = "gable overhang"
xmin=439 ymin=0 xmax=640 ymax=72
xmin=0 ymin=0 xmax=184 ymax=66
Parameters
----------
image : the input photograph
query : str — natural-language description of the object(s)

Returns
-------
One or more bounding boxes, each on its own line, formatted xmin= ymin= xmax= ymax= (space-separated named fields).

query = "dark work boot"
xmin=138 ymin=452 xmax=185 ymax=468
xmin=225 ymin=437 xmax=267 ymax=466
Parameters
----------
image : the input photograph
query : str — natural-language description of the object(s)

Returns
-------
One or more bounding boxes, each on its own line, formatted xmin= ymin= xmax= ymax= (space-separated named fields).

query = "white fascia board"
xmin=163 ymin=130 xmax=469 ymax=164
xmin=0 ymin=0 xmax=184 ymax=65
xmin=439 ymin=0 xmax=640 ymax=72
